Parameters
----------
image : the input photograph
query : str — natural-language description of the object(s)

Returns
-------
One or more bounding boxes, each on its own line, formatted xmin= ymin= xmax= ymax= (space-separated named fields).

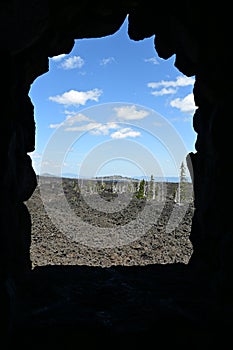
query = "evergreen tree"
xmin=180 ymin=161 xmax=187 ymax=183
xmin=147 ymin=174 xmax=154 ymax=199
xmin=136 ymin=179 xmax=145 ymax=199
xmin=179 ymin=161 xmax=188 ymax=202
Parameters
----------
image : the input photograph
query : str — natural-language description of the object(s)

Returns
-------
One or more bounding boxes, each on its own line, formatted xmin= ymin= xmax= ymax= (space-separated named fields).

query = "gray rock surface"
xmin=26 ymin=177 xmax=194 ymax=268
xmin=12 ymin=179 xmax=230 ymax=347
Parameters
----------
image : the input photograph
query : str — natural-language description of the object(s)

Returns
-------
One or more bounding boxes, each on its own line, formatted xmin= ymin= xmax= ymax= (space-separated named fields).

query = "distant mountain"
xmin=61 ymin=173 xmax=78 ymax=179
xmin=40 ymin=172 xmax=56 ymax=177
xmin=40 ymin=173 xmax=192 ymax=183
xmin=133 ymin=176 xmax=192 ymax=183
xmin=95 ymin=175 xmax=138 ymax=181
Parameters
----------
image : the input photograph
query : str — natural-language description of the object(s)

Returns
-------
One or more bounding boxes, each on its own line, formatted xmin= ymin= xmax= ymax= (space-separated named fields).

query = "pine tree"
xmin=136 ymin=179 xmax=145 ymax=199
xmin=179 ymin=161 xmax=187 ymax=202
xmin=147 ymin=174 xmax=154 ymax=199
xmin=180 ymin=161 xmax=187 ymax=183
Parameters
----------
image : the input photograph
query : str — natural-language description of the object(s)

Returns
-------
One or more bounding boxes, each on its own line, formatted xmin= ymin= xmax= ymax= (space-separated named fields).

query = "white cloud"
xmin=144 ymin=57 xmax=159 ymax=65
xmin=114 ymin=105 xmax=149 ymax=120
xmin=49 ymin=113 xmax=91 ymax=129
xmin=65 ymin=121 xmax=119 ymax=135
xmin=60 ymin=56 xmax=84 ymax=69
xmin=49 ymin=88 xmax=103 ymax=106
xmin=49 ymin=123 xmax=62 ymax=129
xmin=151 ymin=87 xmax=177 ymax=96
xmin=110 ymin=127 xmax=141 ymax=139
xmin=64 ymin=110 xmax=79 ymax=115
xmin=28 ymin=152 xmax=42 ymax=174
xmin=148 ymin=75 xmax=195 ymax=89
xmin=100 ymin=57 xmax=116 ymax=65
xmin=148 ymin=75 xmax=195 ymax=102
xmin=90 ymin=122 xmax=119 ymax=135
xmin=50 ymin=54 xmax=66 ymax=61
xmin=28 ymin=151 xmax=41 ymax=159
xmin=170 ymin=93 xmax=197 ymax=114
xmin=65 ymin=122 xmax=102 ymax=132
xmin=65 ymin=113 xmax=91 ymax=125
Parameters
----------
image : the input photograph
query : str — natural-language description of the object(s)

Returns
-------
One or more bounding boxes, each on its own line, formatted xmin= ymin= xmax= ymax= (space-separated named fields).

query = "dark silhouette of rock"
xmin=1 ymin=1 xmax=233 ymax=346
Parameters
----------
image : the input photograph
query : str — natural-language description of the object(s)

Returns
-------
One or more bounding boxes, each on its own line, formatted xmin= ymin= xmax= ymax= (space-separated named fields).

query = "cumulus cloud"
xmin=100 ymin=57 xmax=116 ymax=65
xmin=90 ymin=122 xmax=119 ymax=135
xmin=50 ymin=54 xmax=66 ymax=61
xmin=51 ymin=117 xmax=139 ymax=140
xmin=111 ymin=127 xmax=141 ymax=139
xmin=49 ymin=123 xmax=61 ymax=129
xmin=144 ymin=57 xmax=159 ymax=65
xmin=170 ymin=93 xmax=197 ymax=114
xmin=28 ymin=152 xmax=42 ymax=174
xmin=65 ymin=121 xmax=119 ymax=135
xmin=148 ymin=75 xmax=195 ymax=89
xmin=49 ymin=88 xmax=103 ymax=106
xmin=114 ymin=105 xmax=149 ymax=120
xmin=60 ymin=55 xmax=84 ymax=69
xmin=65 ymin=122 xmax=102 ymax=132
xmin=147 ymin=75 xmax=196 ymax=107
xmin=151 ymin=87 xmax=177 ymax=96
xmin=49 ymin=113 xmax=91 ymax=129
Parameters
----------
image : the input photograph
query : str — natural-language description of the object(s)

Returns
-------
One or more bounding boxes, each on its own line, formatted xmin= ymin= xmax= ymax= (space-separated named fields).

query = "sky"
xmin=29 ymin=16 xmax=197 ymax=180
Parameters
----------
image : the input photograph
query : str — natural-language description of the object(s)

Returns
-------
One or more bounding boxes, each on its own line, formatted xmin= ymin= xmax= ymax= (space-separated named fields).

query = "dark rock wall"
xmin=0 ymin=0 xmax=232 ymax=336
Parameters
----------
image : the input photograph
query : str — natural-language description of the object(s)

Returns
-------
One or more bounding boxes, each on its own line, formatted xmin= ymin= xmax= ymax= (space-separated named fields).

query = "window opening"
xmin=27 ymin=17 xmax=195 ymax=268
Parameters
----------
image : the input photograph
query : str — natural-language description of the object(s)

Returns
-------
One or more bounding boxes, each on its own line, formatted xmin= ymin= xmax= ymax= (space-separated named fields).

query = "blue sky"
xmin=29 ymin=16 xmax=196 ymax=179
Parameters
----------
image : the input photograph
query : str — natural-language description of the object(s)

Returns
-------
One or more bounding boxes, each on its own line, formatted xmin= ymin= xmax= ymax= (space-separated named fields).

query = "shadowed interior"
xmin=0 ymin=1 xmax=233 ymax=346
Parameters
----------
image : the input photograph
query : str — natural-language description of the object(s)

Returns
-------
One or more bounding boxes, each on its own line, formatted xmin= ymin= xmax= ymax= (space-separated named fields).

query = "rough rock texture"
xmin=1 ymin=0 xmax=233 ymax=346
xmin=27 ymin=178 xmax=194 ymax=267
xmin=11 ymin=179 xmax=231 ymax=347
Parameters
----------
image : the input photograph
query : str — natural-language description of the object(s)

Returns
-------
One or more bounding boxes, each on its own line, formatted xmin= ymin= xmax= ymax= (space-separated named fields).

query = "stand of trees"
xmin=65 ymin=161 xmax=193 ymax=203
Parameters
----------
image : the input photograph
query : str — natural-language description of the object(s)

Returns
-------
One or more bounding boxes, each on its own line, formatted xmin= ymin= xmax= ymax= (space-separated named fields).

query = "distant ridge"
xmin=38 ymin=173 xmax=192 ymax=183
xmin=40 ymin=172 xmax=55 ymax=177
xmin=94 ymin=175 xmax=138 ymax=182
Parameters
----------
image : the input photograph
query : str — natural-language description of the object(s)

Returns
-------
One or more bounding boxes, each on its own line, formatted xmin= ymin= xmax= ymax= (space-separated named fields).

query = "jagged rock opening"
xmin=27 ymin=28 xmax=195 ymax=268
xmin=1 ymin=0 xmax=233 ymax=345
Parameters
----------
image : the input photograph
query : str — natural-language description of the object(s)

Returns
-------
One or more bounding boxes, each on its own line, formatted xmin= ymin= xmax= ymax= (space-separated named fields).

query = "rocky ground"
xmin=26 ymin=176 xmax=194 ymax=268
xmin=13 ymin=178 xmax=231 ymax=347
